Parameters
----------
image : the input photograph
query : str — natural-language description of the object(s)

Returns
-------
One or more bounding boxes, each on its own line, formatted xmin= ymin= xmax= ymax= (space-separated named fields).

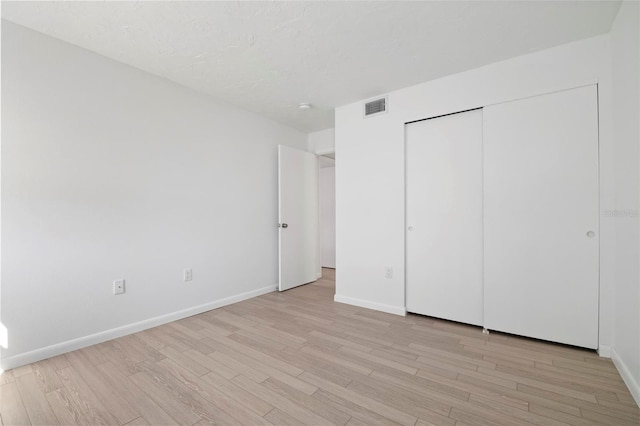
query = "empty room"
xmin=1 ymin=1 xmax=639 ymax=425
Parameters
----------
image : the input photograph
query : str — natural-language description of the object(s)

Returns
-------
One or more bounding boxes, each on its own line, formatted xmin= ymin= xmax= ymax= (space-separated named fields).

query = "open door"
xmin=278 ymin=145 xmax=319 ymax=291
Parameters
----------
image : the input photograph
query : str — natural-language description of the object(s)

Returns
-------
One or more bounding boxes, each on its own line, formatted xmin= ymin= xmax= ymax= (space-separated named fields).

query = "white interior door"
xmin=278 ymin=145 xmax=319 ymax=291
xmin=406 ymin=109 xmax=484 ymax=326
xmin=483 ymin=85 xmax=599 ymax=348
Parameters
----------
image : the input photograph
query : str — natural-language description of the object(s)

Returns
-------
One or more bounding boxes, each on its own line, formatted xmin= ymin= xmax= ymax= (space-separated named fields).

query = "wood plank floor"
xmin=1 ymin=268 xmax=638 ymax=425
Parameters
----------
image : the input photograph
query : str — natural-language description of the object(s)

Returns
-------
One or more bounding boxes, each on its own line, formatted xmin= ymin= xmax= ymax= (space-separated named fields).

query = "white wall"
xmin=610 ymin=1 xmax=640 ymax=405
xmin=1 ymin=21 xmax=307 ymax=369
xmin=335 ymin=35 xmax=617 ymax=338
xmin=319 ymin=166 xmax=336 ymax=268
xmin=308 ymin=128 xmax=335 ymax=155
xmin=0 ymin=18 xmax=4 ymax=354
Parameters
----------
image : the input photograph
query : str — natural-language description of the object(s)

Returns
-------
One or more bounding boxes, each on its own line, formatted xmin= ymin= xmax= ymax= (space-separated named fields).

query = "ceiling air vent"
xmin=364 ymin=97 xmax=387 ymax=117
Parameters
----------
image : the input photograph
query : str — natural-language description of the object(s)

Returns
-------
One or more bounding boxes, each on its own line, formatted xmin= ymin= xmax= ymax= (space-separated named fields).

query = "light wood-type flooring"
xmin=1 ymin=269 xmax=638 ymax=425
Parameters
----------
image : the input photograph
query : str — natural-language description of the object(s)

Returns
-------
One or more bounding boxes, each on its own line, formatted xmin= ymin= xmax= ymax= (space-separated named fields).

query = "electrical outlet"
xmin=184 ymin=268 xmax=193 ymax=282
xmin=113 ymin=279 xmax=125 ymax=295
xmin=385 ymin=267 xmax=393 ymax=279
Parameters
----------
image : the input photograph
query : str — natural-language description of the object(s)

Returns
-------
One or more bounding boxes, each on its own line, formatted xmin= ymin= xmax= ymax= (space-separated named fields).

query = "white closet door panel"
xmin=406 ymin=109 xmax=483 ymax=326
xmin=483 ymin=85 xmax=599 ymax=348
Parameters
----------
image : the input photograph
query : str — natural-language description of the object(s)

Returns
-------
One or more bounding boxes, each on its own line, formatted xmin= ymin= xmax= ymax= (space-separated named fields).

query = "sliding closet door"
xmin=484 ymin=85 xmax=599 ymax=348
xmin=406 ymin=109 xmax=483 ymax=326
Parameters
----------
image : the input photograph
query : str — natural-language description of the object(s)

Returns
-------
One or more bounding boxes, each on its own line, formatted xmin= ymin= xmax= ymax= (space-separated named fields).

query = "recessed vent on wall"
xmin=364 ymin=97 xmax=387 ymax=117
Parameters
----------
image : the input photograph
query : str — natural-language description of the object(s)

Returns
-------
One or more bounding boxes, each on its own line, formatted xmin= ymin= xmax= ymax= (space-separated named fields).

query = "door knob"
xmin=586 ymin=231 xmax=595 ymax=238
xmin=281 ymin=223 xmax=288 ymax=229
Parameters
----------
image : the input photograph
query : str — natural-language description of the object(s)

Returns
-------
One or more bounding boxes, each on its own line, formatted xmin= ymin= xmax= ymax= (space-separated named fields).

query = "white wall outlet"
xmin=113 ymin=279 xmax=125 ymax=295
xmin=385 ymin=267 xmax=393 ymax=279
xmin=184 ymin=268 xmax=193 ymax=282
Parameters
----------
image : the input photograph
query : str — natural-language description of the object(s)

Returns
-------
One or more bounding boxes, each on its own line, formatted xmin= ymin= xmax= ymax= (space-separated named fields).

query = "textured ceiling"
xmin=2 ymin=1 xmax=621 ymax=133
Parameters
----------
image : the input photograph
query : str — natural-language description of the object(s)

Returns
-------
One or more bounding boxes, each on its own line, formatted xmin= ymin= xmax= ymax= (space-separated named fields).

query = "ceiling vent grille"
xmin=364 ymin=97 xmax=387 ymax=117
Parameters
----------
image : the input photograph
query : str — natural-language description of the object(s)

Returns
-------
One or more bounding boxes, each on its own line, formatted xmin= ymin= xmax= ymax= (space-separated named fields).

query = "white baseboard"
xmin=0 ymin=284 xmax=277 ymax=372
xmin=597 ymin=345 xmax=612 ymax=358
xmin=334 ymin=294 xmax=406 ymax=316
xmin=611 ymin=348 xmax=640 ymax=407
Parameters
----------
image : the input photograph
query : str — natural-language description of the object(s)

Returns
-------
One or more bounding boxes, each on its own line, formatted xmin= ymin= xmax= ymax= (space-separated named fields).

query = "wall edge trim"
xmin=0 ymin=284 xmax=277 ymax=371
xmin=334 ymin=294 xmax=406 ymax=316
xmin=611 ymin=347 xmax=640 ymax=408
xmin=597 ymin=345 xmax=612 ymax=358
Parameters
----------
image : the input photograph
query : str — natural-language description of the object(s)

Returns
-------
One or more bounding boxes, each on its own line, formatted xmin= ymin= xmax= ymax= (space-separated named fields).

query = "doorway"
xmin=319 ymin=154 xmax=336 ymax=273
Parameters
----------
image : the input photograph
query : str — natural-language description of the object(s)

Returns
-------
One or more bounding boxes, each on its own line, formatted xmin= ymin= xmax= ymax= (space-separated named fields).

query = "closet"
xmin=405 ymin=85 xmax=599 ymax=349
xmin=406 ymin=109 xmax=484 ymax=326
